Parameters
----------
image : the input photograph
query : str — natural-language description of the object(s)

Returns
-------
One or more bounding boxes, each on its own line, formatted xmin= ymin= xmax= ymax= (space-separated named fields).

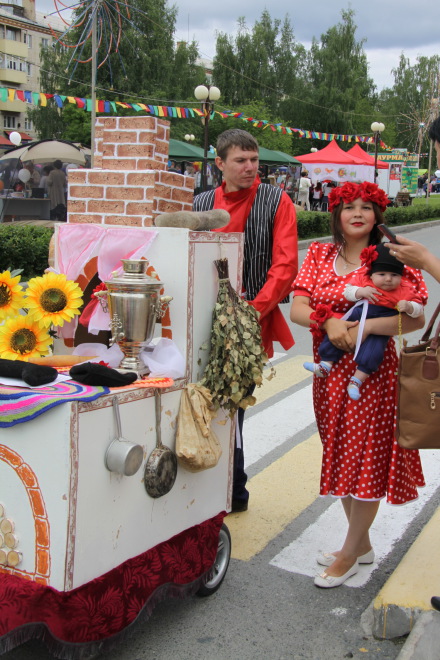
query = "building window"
xmin=41 ymin=37 xmax=49 ymax=48
xmin=23 ymin=33 xmax=32 ymax=48
xmin=24 ymin=117 xmax=32 ymax=130
xmin=6 ymin=27 xmax=17 ymax=41
xmin=26 ymin=62 xmax=31 ymax=75
xmin=3 ymin=115 xmax=16 ymax=128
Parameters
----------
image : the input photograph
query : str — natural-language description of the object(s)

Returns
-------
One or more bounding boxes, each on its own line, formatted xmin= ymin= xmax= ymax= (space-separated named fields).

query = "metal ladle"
xmin=105 ymin=397 xmax=144 ymax=477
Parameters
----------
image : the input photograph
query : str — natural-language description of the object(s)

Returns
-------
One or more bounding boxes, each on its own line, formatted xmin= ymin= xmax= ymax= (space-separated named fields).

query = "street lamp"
xmin=184 ymin=134 xmax=195 ymax=143
xmin=371 ymin=121 xmax=385 ymax=180
xmin=194 ymin=84 xmax=221 ymax=191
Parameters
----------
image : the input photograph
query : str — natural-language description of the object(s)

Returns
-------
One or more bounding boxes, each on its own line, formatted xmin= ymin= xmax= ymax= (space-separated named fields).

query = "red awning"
xmin=0 ymin=136 xmax=12 ymax=145
xmin=4 ymin=130 xmax=33 ymax=141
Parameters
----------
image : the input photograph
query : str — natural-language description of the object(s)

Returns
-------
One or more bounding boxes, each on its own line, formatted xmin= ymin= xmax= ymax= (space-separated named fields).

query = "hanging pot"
xmin=105 ymin=397 xmax=144 ymax=477
xmin=144 ymin=390 xmax=178 ymax=498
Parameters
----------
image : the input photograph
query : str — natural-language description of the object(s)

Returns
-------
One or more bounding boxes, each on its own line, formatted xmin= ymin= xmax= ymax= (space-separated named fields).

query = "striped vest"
xmin=193 ymin=184 xmax=288 ymax=303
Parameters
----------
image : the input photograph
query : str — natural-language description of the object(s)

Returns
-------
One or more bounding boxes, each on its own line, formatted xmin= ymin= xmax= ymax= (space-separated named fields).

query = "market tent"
xmin=168 ymin=139 xmax=213 ymax=162
xmin=347 ymin=144 xmax=389 ymax=169
xmin=258 ymin=147 xmax=301 ymax=165
xmin=295 ymin=140 xmax=374 ymax=184
xmin=296 ymin=140 xmax=365 ymax=165
xmin=0 ymin=139 xmax=86 ymax=165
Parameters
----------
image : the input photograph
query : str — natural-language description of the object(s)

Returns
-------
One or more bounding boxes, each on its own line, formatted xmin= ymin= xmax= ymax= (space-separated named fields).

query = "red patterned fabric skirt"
xmin=0 ymin=513 xmax=226 ymax=658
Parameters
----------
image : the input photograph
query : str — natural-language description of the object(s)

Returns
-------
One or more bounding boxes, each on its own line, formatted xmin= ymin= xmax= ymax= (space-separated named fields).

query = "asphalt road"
xmin=3 ymin=222 xmax=440 ymax=660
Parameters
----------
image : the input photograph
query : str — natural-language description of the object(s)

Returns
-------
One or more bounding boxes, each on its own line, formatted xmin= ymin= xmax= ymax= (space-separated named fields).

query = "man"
xmin=193 ymin=128 xmax=298 ymax=512
xmin=297 ymin=170 xmax=311 ymax=209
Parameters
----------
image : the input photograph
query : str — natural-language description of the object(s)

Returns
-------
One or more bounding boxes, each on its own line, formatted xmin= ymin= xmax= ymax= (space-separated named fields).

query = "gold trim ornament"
xmin=0 ymin=315 xmax=52 ymax=361
xmin=0 ymin=270 xmax=25 ymax=321
xmin=25 ymin=272 xmax=83 ymax=328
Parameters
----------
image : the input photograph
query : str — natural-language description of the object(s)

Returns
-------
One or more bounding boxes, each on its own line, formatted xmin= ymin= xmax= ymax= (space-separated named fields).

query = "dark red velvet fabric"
xmin=0 ymin=513 xmax=225 ymax=646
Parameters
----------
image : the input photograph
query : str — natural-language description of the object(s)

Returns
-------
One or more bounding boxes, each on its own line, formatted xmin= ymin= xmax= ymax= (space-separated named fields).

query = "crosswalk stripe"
xmin=244 ymin=384 xmax=316 ymax=469
xmin=255 ymin=355 xmax=312 ymax=406
xmin=270 ymin=450 xmax=440 ymax=587
xmin=227 ymin=432 xmax=322 ymax=561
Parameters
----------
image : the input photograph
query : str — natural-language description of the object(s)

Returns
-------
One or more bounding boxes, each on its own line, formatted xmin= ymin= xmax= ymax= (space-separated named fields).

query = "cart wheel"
xmin=196 ymin=523 xmax=231 ymax=597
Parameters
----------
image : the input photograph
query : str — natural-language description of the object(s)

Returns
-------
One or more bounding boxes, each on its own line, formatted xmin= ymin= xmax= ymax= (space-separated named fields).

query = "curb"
xmin=395 ymin=611 xmax=440 ymax=660
xmin=297 ymin=219 xmax=440 ymax=251
xmin=371 ymin=506 xmax=440 ymax=640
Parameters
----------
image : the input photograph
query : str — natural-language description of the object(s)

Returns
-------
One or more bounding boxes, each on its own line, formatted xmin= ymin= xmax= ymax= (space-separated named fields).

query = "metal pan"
xmin=144 ymin=390 xmax=178 ymax=498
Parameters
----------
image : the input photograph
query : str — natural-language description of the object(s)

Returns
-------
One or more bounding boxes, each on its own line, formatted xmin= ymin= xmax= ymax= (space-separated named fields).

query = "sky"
xmin=36 ymin=0 xmax=440 ymax=92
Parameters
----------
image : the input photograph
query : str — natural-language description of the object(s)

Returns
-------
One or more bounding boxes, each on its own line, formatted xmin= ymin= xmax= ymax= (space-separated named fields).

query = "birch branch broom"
xmin=199 ymin=258 xmax=268 ymax=415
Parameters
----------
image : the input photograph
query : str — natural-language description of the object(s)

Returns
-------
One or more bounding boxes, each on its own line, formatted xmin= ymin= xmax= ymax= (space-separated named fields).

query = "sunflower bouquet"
xmin=0 ymin=269 xmax=83 ymax=361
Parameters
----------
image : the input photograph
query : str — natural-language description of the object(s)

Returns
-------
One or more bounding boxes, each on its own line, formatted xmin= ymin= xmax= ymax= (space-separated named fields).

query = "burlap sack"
xmin=176 ymin=384 xmax=222 ymax=471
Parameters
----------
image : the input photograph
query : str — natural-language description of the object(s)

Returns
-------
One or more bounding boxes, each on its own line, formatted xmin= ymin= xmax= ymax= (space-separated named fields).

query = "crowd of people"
xmin=0 ymin=158 xmax=82 ymax=221
xmin=191 ymin=117 xmax=440 ymax=606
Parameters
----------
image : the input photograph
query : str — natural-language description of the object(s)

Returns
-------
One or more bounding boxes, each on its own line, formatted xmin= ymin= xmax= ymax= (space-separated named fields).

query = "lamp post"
xmin=184 ymin=134 xmax=195 ymax=143
xmin=194 ymin=84 xmax=221 ymax=191
xmin=371 ymin=121 xmax=385 ymax=181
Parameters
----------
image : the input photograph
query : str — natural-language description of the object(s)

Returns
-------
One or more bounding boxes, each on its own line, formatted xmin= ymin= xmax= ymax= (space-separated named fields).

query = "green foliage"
xmin=296 ymin=211 xmax=331 ymax=239
xmin=0 ymin=226 xmax=53 ymax=280
xmin=384 ymin=203 xmax=440 ymax=226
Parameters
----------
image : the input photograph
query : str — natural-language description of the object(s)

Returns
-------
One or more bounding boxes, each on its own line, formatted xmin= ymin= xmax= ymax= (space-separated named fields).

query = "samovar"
xmin=99 ymin=259 xmax=171 ymax=375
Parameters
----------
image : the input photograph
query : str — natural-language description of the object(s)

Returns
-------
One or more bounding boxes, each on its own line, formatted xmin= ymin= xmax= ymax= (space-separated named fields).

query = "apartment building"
xmin=0 ymin=0 xmax=63 ymax=143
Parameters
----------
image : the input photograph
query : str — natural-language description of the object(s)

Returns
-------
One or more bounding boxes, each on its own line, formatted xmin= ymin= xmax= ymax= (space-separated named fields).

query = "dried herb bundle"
xmin=199 ymin=258 xmax=268 ymax=415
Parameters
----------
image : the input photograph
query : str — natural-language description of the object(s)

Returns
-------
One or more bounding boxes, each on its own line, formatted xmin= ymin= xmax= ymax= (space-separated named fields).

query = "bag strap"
xmin=421 ymin=302 xmax=440 ymax=343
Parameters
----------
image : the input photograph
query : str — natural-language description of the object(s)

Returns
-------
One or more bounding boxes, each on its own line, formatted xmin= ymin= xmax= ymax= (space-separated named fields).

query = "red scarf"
xmin=212 ymin=177 xmax=260 ymax=232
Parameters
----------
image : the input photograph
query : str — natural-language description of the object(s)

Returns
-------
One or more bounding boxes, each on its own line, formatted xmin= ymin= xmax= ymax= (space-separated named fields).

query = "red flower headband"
xmin=360 ymin=245 xmax=378 ymax=269
xmin=328 ymin=182 xmax=390 ymax=213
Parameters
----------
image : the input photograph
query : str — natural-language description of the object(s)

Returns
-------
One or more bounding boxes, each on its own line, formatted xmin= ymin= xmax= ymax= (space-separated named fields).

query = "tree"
xmin=27 ymin=44 xmax=68 ymax=140
xmin=380 ymin=54 xmax=440 ymax=157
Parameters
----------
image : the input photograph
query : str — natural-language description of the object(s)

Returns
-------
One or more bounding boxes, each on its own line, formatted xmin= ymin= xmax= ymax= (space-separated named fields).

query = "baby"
xmin=304 ymin=243 xmax=424 ymax=400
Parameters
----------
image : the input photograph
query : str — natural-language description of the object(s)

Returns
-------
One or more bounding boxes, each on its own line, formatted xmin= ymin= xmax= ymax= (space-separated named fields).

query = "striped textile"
xmin=0 ymin=381 xmax=110 ymax=427
xmin=194 ymin=184 xmax=288 ymax=303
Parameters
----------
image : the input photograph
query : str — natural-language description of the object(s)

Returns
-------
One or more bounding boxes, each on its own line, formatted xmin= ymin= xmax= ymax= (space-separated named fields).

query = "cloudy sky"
xmin=37 ymin=0 xmax=439 ymax=91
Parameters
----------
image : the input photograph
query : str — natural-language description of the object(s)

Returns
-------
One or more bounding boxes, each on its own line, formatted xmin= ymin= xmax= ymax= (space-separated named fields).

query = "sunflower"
xmin=0 ymin=270 xmax=24 ymax=321
xmin=0 ymin=316 xmax=52 ymax=361
xmin=25 ymin=272 xmax=84 ymax=328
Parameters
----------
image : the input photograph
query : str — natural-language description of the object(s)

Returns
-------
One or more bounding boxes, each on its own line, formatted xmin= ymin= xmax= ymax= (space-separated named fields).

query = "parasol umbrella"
xmin=0 ymin=139 xmax=87 ymax=166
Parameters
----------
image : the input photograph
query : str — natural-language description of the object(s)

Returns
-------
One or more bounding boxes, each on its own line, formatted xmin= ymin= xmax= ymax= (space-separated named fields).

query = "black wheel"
xmin=196 ymin=523 xmax=231 ymax=597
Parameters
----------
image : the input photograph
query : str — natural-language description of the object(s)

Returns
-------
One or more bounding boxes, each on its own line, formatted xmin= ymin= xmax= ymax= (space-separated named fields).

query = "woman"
xmin=290 ymin=181 xmax=427 ymax=588
xmin=47 ymin=159 xmax=66 ymax=211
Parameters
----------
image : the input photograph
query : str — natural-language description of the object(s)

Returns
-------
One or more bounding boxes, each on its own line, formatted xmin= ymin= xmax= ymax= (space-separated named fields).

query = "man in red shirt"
xmin=193 ymin=129 xmax=298 ymax=512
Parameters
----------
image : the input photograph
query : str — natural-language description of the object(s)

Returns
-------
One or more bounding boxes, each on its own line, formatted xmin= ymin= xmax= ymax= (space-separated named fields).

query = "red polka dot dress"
xmin=294 ymin=242 xmax=427 ymax=504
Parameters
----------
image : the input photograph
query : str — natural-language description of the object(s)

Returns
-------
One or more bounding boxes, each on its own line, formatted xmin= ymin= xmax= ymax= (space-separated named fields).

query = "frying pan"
xmin=144 ymin=390 xmax=178 ymax=498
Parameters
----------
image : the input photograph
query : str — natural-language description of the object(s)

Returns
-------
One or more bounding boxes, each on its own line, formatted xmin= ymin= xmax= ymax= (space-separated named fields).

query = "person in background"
xmin=23 ymin=162 xmax=40 ymax=188
xmin=39 ymin=165 xmax=53 ymax=194
xmin=297 ymin=170 xmax=311 ymax=209
xmin=193 ymin=128 xmax=298 ymax=513
xmin=291 ymin=181 xmax=427 ymax=588
xmin=312 ymin=181 xmax=323 ymax=210
xmin=47 ymin=159 xmax=67 ymax=216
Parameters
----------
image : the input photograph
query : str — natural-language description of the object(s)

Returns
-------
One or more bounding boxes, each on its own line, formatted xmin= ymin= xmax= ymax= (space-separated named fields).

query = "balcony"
xmin=0 ymin=38 xmax=27 ymax=59
xmin=0 ymin=98 xmax=25 ymax=112
xmin=0 ymin=67 xmax=26 ymax=84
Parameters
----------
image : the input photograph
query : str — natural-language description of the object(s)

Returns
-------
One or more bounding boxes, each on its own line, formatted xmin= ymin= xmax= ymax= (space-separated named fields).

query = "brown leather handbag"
xmin=396 ymin=302 xmax=440 ymax=449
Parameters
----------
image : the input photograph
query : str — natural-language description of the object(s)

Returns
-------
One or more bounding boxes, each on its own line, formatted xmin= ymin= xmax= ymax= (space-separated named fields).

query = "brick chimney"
xmin=67 ymin=116 xmax=195 ymax=226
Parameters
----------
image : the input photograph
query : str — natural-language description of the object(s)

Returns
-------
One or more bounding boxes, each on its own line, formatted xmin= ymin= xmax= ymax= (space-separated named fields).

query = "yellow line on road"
xmin=373 ymin=505 xmax=440 ymax=637
xmin=255 ymin=355 xmax=312 ymax=405
xmin=227 ymin=432 xmax=322 ymax=561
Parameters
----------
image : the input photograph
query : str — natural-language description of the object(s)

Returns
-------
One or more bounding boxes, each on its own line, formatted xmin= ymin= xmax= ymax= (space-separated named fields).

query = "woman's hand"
xmin=384 ymin=236 xmax=440 ymax=282
xmin=323 ymin=317 xmax=359 ymax=352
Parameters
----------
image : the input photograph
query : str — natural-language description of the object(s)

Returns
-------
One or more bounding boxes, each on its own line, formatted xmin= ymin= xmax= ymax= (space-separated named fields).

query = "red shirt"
xmin=212 ymin=178 xmax=298 ymax=357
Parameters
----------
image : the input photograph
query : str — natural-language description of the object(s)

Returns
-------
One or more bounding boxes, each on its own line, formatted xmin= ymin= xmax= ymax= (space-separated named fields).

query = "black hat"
xmin=371 ymin=243 xmax=404 ymax=275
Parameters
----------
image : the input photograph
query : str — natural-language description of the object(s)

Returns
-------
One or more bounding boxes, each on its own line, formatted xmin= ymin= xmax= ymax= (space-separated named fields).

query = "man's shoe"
xmin=230 ymin=499 xmax=248 ymax=513
xmin=431 ymin=596 xmax=440 ymax=612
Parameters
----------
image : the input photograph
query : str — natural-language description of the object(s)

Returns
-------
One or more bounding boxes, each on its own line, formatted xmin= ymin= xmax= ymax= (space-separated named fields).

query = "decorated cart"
xmin=0 ymin=117 xmax=247 ymax=658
